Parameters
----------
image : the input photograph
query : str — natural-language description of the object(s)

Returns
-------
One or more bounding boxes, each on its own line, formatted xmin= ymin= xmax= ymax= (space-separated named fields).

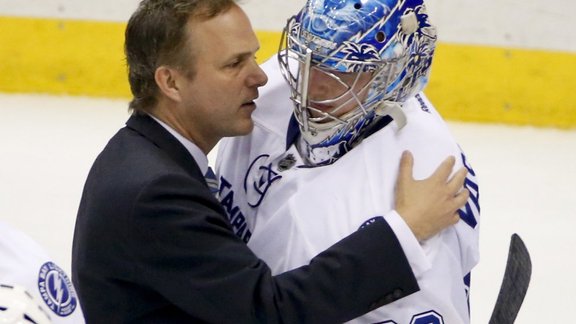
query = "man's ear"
xmin=155 ymin=66 xmax=182 ymax=102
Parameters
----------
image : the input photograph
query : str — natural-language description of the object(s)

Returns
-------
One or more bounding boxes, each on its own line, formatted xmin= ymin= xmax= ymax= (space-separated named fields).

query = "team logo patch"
xmin=244 ymin=154 xmax=282 ymax=207
xmin=37 ymin=262 xmax=78 ymax=317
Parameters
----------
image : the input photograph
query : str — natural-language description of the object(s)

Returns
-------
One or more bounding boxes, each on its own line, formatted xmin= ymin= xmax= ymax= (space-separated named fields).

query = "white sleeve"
xmin=383 ymin=210 xmax=432 ymax=277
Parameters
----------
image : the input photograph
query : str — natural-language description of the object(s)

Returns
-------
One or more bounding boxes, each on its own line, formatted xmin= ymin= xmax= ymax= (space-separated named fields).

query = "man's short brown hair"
xmin=125 ymin=0 xmax=235 ymax=114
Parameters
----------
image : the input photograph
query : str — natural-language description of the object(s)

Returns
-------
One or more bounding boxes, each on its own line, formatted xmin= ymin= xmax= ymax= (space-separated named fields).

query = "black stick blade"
xmin=489 ymin=233 xmax=532 ymax=324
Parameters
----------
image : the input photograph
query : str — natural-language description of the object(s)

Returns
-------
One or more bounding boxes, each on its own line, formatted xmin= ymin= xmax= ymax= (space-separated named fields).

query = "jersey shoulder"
xmin=0 ymin=221 xmax=85 ymax=323
xmin=401 ymin=93 xmax=458 ymax=143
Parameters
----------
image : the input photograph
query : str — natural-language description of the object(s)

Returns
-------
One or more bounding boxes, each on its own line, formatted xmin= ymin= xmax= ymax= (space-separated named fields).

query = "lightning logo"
xmin=37 ymin=262 xmax=78 ymax=317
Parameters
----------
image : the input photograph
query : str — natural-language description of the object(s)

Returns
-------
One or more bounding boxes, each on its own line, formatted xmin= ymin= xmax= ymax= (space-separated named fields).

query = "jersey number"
xmin=375 ymin=310 xmax=444 ymax=324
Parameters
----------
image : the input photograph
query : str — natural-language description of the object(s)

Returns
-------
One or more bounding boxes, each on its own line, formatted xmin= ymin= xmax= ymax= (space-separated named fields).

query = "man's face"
xmin=306 ymin=67 xmax=372 ymax=121
xmin=176 ymin=4 xmax=267 ymax=149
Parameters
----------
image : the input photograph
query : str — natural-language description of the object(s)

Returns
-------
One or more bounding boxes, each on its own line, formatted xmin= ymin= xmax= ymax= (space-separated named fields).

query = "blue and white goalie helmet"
xmin=278 ymin=0 xmax=437 ymax=165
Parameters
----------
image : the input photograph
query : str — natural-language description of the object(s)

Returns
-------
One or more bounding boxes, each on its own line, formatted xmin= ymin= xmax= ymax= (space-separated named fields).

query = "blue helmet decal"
xmin=291 ymin=0 xmax=434 ymax=74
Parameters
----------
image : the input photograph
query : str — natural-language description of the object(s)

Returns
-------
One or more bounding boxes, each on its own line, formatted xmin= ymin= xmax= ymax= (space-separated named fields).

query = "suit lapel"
xmin=125 ymin=114 xmax=206 ymax=181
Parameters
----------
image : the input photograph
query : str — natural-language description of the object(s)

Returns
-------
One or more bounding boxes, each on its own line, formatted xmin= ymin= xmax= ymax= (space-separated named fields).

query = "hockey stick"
xmin=488 ymin=233 xmax=532 ymax=324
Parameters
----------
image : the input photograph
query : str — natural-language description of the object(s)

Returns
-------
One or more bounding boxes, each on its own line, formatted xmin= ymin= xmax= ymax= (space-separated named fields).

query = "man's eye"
xmin=227 ymin=60 xmax=242 ymax=68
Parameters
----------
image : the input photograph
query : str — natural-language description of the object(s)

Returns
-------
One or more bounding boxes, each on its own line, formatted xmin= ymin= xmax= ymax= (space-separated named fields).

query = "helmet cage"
xmin=279 ymin=24 xmax=409 ymax=137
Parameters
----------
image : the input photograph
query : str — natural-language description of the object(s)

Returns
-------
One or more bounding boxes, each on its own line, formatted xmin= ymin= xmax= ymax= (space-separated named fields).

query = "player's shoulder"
xmin=0 ymin=221 xmax=85 ymax=323
xmin=389 ymin=93 xmax=466 ymax=167
xmin=402 ymin=93 xmax=454 ymax=138
xmin=403 ymin=92 xmax=441 ymax=118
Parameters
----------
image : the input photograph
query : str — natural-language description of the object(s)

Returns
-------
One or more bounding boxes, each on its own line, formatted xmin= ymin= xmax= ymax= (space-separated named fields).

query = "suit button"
xmin=392 ymin=288 xmax=403 ymax=299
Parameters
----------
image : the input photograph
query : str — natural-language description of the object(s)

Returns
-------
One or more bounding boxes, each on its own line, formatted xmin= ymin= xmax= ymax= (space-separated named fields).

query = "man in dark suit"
xmin=72 ymin=0 xmax=469 ymax=323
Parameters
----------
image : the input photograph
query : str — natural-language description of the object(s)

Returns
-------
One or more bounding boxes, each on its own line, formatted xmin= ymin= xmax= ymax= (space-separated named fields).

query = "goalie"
xmin=216 ymin=0 xmax=480 ymax=322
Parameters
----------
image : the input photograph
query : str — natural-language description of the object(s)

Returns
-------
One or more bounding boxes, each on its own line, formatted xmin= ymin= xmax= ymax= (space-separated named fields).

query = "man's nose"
xmin=247 ymin=62 xmax=268 ymax=88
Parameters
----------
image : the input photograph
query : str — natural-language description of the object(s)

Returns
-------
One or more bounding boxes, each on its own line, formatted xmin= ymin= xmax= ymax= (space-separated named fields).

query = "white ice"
xmin=1 ymin=93 xmax=574 ymax=323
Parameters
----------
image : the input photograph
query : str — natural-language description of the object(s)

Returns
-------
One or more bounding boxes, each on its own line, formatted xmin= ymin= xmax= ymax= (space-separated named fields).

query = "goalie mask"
xmin=278 ymin=0 xmax=437 ymax=165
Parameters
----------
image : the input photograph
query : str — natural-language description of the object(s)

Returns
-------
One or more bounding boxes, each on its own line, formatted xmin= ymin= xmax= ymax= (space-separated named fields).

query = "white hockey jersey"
xmin=216 ymin=58 xmax=480 ymax=323
xmin=0 ymin=220 xmax=85 ymax=323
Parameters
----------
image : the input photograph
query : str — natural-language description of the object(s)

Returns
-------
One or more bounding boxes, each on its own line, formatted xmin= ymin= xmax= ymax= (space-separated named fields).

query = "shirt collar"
xmin=148 ymin=114 xmax=209 ymax=175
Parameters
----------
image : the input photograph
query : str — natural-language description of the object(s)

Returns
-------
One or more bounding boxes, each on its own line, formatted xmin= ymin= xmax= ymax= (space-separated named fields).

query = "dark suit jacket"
xmin=72 ymin=114 xmax=419 ymax=323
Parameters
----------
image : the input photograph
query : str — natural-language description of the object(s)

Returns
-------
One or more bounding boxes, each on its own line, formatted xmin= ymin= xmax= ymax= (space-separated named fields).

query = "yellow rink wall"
xmin=1 ymin=16 xmax=575 ymax=128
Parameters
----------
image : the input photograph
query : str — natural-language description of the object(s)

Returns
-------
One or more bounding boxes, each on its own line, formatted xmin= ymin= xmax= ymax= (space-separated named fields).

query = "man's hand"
xmin=395 ymin=151 xmax=469 ymax=241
